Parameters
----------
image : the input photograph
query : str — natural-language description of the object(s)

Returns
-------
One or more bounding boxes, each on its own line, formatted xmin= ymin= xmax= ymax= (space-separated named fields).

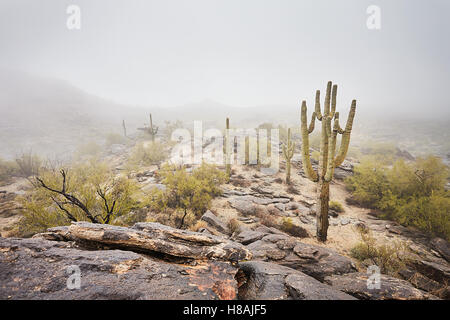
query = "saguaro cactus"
xmin=122 ymin=120 xmax=127 ymax=137
xmin=138 ymin=113 xmax=159 ymax=141
xmin=282 ymin=128 xmax=295 ymax=184
xmin=225 ymin=117 xmax=231 ymax=180
xmin=148 ymin=113 xmax=159 ymax=141
xmin=300 ymin=81 xmax=356 ymax=242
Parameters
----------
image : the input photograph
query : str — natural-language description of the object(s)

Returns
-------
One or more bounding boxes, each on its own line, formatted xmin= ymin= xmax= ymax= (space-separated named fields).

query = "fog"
xmin=0 ymin=0 xmax=449 ymax=159
xmin=1 ymin=0 xmax=449 ymax=116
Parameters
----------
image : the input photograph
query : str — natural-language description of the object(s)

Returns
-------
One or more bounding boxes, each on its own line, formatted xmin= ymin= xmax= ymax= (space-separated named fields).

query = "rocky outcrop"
xmin=324 ymin=272 xmax=437 ymax=300
xmin=38 ymin=222 xmax=252 ymax=262
xmin=0 ymin=237 xmax=238 ymax=300
xmin=430 ymin=238 xmax=450 ymax=262
xmin=200 ymin=210 xmax=229 ymax=234
xmin=237 ymin=261 xmax=356 ymax=300
xmin=245 ymin=233 xmax=357 ymax=281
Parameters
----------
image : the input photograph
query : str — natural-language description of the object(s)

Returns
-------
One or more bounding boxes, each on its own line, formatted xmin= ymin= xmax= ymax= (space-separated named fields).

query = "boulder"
xmin=40 ymin=222 xmax=252 ymax=262
xmin=234 ymin=230 xmax=267 ymax=245
xmin=0 ymin=237 xmax=238 ymax=300
xmin=200 ymin=210 xmax=229 ymax=234
xmin=246 ymin=234 xmax=356 ymax=281
xmin=228 ymin=199 xmax=256 ymax=216
xmin=430 ymin=238 xmax=450 ymax=262
xmin=325 ymin=272 xmax=437 ymax=300
xmin=237 ymin=261 xmax=356 ymax=300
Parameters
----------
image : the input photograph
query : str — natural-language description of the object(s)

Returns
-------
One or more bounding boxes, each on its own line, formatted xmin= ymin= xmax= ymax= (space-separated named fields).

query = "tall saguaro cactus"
xmin=282 ymin=128 xmax=295 ymax=184
xmin=300 ymin=81 xmax=356 ymax=242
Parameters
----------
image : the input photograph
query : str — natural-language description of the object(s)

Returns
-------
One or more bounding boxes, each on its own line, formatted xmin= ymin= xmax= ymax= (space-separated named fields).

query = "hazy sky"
xmin=1 ymin=0 xmax=449 ymax=116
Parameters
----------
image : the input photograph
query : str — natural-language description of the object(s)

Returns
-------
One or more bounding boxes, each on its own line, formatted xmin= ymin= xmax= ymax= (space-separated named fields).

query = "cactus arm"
xmin=334 ymin=100 xmax=356 ymax=167
xmin=314 ymin=90 xmax=322 ymax=121
xmin=333 ymin=112 xmax=345 ymax=134
xmin=330 ymin=84 xmax=337 ymax=118
xmin=301 ymin=101 xmax=319 ymax=182
xmin=324 ymin=81 xmax=332 ymax=116
xmin=324 ymin=117 xmax=338 ymax=182
xmin=308 ymin=111 xmax=317 ymax=133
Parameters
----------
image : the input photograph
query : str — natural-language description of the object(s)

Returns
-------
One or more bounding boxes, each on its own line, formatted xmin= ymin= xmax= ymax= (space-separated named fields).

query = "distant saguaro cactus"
xmin=300 ymin=81 xmax=356 ymax=242
xmin=282 ymin=128 xmax=295 ymax=184
xmin=225 ymin=117 xmax=231 ymax=180
xmin=122 ymin=120 xmax=127 ymax=137
xmin=148 ymin=114 xmax=159 ymax=141
xmin=138 ymin=113 xmax=159 ymax=141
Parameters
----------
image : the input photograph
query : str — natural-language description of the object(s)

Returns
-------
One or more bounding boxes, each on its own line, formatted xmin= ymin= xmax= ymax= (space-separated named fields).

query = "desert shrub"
xmin=105 ymin=133 xmax=128 ymax=146
xmin=227 ymin=218 xmax=241 ymax=235
xmin=230 ymin=178 xmax=251 ymax=188
xmin=149 ymin=163 xmax=226 ymax=229
xmin=345 ymin=156 xmax=389 ymax=207
xmin=346 ymin=155 xmax=449 ymax=239
xmin=286 ymin=184 xmax=300 ymax=195
xmin=329 ymin=200 xmax=344 ymax=213
xmin=15 ymin=152 xmax=42 ymax=177
xmin=254 ymin=207 xmax=277 ymax=228
xmin=350 ymin=230 xmax=411 ymax=275
xmin=189 ymin=220 xmax=208 ymax=232
xmin=128 ymin=141 xmax=168 ymax=166
xmin=0 ymin=158 xmax=19 ymax=185
xmin=18 ymin=160 xmax=145 ymax=236
xmin=279 ymin=217 xmax=309 ymax=238
xmin=274 ymin=177 xmax=283 ymax=184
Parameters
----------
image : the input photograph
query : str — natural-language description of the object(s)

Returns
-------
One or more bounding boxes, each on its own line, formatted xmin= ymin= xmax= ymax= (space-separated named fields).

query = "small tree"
xmin=20 ymin=160 xmax=144 ymax=235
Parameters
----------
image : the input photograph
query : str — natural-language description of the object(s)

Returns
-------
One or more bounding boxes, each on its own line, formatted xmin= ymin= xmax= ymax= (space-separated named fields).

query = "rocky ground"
xmin=0 ymin=142 xmax=449 ymax=300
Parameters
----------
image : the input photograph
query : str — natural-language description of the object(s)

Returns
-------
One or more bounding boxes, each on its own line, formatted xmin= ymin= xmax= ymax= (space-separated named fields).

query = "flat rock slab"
xmin=0 ymin=237 xmax=238 ymax=300
xmin=237 ymin=261 xmax=356 ymax=300
xmin=201 ymin=210 xmax=229 ymax=234
xmin=246 ymin=234 xmax=357 ymax=281
xmin=325 ymin=272 xmax=438 ymax=300
xmin=234 ymin=230 xmax=267 ymax=245
xmin=39 ymin=222 xmax=252 ymax=262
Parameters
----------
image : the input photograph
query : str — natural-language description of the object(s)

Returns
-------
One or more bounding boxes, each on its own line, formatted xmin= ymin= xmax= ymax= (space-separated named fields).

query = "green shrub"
xmin=18 ymin=160 xmax=145 ymax=236
xmin=329 ymin=200 xmax=344 ymax=213
xmin=279 ymin=217 xmax=309 ymax=238
xmin=227 ymin=218 xmax=241 ymax=235
xmin=149 ymin=163 xmax=226 ymax=229
xmin=350 ymin=230 xmax=411 ymax=275
xmin=346 ymin=155 xmax=450 ymax=240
